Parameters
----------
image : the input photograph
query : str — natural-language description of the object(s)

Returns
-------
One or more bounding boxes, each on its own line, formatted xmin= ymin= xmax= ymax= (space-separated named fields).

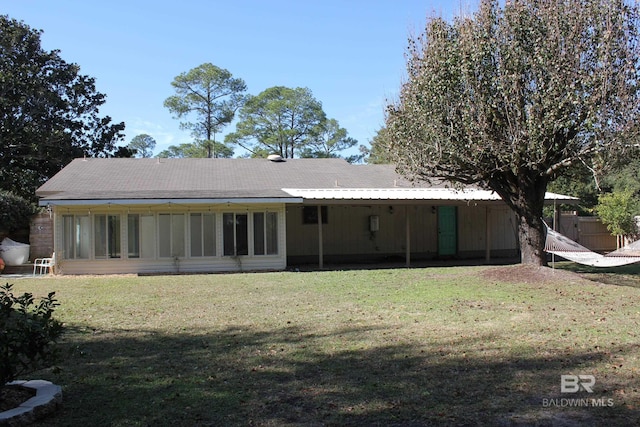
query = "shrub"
xmin=595 ymin=190 xmax=640 ymax=247
xmin=0 ymin=283 xmax=63 ymax=387
xmin=0 ymin=191 xmax=38 ymax=233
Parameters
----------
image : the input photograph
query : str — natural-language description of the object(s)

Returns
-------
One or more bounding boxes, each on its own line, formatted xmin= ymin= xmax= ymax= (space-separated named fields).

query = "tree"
xmin=0 ymin=191 xmax=38 ymax=233
xmin=601 ymin=156 xmax=640 ymax=197
xmin=386 ymin=0 xmax=640 ymax=265
xmin=157 ymin=140 xmax=233 ymax=159
xmin=164 ymin=63 xmax=247 ymax=158
xmin=546 ymin=162 xmax=600 ymax=215
xmin=366 ymin=127 xmax=393 ymax=164
xmin=344 ymin=145 xmax=370 ymax=164
xmin=595 ymin=191 xmax=639 ymax=248
xmin=225 ymin=86 xmax=326 ymax=158
xmin=547 ymin=152 xmax=640 ymax=215
xmin=0 ymin=16 xmax=126 ymax=202
xmin=300 ymin=118 xmax=358 ymax=159
xmin=128 ymin=134 xmax=156 ymax=158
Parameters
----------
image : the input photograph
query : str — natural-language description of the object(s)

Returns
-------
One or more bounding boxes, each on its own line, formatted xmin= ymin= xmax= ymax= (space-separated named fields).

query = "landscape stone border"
xmin=0 ymin=380 xmax=62 ymax=426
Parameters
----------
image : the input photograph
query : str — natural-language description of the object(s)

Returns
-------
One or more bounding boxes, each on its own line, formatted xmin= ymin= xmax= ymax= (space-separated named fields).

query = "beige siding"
xmin=456 ymin=205 xmax=517 ymax=254
xmin=53 ymin=201 xmax=523 ymax=273
xmin=408 ymin=205 xmax=438 ymax=254
xmin=53 ymin=204 xmax=287 ymax=274
xmin=488 ymin=206 xmax=518 ymax=251
xmin=287 ymin=203 xmax=519 ymax=263
xmin=458 ymin=206 xmax=487 ymax=252
xmin=286 ymin=205 xmax=437 ymax=259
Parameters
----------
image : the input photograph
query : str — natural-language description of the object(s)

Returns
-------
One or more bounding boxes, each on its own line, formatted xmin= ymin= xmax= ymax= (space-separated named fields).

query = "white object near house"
xmin=33 ymin=253 xmax=55 ymax=275
xmin=0 ymin=238 xmax=30 ymax=265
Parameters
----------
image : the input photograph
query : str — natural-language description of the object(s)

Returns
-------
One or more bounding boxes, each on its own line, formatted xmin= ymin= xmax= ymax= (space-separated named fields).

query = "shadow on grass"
xmin=36 ymin=324 xmax=640 ymax=426
xmin=556 ymin=262 xmax=640 ymax=289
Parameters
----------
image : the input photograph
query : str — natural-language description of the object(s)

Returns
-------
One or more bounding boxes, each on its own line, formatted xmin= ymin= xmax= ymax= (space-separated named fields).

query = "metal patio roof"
xmin=282 ymin=188 xmax=579 ymax=203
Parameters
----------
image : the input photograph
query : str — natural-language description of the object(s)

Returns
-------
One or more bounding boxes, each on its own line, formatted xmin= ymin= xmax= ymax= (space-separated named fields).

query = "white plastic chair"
xmin=33 ymin=252 xmax=55 ymax=275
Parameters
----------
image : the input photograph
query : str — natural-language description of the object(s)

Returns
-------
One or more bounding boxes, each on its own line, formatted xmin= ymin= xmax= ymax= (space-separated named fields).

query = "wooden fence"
xmin=551 ymin=212 xmax=618 ymax=253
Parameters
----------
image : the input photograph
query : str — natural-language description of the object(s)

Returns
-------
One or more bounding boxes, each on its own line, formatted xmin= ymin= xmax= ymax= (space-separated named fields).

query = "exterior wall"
xmin=52 ymin=201 xmax=521 ymax=273
xmin=458 ymin=205 xmax=518 ymax=257
xmin=286 ymin=204 xmax=436 ymax=263
xmin=29 ymin=212 xmax=54 ymax=260
xmin=286 ymin=203 xmax=519 ymax=265
xmin=52 ymin=203 xmax=287 ymax=274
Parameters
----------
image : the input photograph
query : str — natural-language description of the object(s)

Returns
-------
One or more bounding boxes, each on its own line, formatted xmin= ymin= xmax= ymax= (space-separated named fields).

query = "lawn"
xmin=6 ymin=264 xmax=640 ymax=426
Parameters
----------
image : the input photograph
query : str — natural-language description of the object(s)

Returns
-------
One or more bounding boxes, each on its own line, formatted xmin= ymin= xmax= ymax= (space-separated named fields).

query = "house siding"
xmin=286 ymin=203 xmax=519 ymax=265
xmin=458 ymin=205 xmax=518 ymax=257
xmin=286 ymin=205 xmax=429 ymax=262
xmin=50 ymin=202 xmax=520 ymax=274
xmin=52 ymin=204 xmax=287 ymax=274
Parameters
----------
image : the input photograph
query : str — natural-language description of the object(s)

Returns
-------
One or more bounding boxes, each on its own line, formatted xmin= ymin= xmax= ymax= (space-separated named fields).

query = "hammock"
xmin=544 ymin=225 xmax=640 ymax=267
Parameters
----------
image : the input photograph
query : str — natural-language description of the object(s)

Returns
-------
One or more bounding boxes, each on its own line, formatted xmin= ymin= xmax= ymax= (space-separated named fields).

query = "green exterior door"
xmin=438 ymin=206 xmax=457 ymax=256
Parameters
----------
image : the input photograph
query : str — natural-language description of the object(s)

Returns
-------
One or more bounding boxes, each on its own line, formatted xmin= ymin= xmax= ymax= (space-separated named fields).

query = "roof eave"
xmin=39 ymin=197 xmax=304 ymax=207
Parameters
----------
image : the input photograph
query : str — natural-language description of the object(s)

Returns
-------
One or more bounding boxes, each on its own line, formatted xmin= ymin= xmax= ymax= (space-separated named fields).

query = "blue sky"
xmin=4 ymin=1 xmax=476 ymax=157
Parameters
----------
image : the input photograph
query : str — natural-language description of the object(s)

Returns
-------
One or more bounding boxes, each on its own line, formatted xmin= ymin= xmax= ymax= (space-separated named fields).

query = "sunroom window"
xmin=254 ymin=212 xmax=278 ymax=255
xmin=223 ymin=213 xmax=248 ymax=256
xmin=62 ymin=215 xmax=90 ymax=259
xmin=190 ymin=213 xmax=216 ymax=257
xmin=158 ymin=213 xmax=185 ymax=258
xmin=94 ymin=214 xmax=121 ymax=259
xmin=128 ymin=214 xmax=156 ymax=258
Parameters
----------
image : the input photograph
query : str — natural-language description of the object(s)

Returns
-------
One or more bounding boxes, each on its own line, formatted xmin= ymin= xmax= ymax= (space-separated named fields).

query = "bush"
xmin=0 ymin=283 xmax=63 ymax=387
xmin=0 ymin=191 xmax=38 ymax=233
xmin=595 ymin=190 xmax=640 ymax=239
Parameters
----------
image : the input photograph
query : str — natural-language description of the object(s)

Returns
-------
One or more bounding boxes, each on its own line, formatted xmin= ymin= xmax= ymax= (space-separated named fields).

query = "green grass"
xmin=7 ymin=265 xmax=640 ymax=426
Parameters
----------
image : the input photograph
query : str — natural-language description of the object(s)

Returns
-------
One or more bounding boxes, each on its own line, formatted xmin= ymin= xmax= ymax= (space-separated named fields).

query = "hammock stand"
xmin=544 ymin=224 xmax=640 ymax=268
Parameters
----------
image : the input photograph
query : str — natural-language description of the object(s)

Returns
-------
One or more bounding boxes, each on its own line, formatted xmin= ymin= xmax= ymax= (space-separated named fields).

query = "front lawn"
xmin=8 ymin=264 xmax=640 ymax=426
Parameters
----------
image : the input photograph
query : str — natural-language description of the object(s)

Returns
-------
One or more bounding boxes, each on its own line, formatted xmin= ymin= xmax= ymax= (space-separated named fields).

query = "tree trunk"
xmin=493 ymin=175 xmax=548 ymax=266
xmin=516 ymin=213 xmax=547 ymax=266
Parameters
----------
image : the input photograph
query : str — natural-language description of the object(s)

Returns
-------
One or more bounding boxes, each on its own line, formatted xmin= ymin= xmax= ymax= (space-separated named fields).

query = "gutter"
xmin=39 ymin=197 xmax=304 ymax=207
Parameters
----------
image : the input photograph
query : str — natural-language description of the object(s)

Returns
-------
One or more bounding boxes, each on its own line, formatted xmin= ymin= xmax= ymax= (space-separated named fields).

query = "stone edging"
xmin=0 ymin=380 xmax=62 ymax=426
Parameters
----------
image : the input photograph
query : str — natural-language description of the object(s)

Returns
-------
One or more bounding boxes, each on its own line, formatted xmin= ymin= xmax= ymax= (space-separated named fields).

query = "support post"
xmin=405 ymin=206 xmax=411 ymax=267
xmin=317 ymin=205 xmax=324 ymax=269
xmin=485 ymin=206 xmax=491 ymax=263
xmin=552 ymin=199 xmax=557 ymax=269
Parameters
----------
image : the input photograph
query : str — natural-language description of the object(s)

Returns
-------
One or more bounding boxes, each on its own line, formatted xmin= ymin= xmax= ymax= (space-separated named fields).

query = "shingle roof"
xmin=36 ymin=157 xmax=418 ymax=201
xmin=36 ymin=157 xmax=578 ymax=205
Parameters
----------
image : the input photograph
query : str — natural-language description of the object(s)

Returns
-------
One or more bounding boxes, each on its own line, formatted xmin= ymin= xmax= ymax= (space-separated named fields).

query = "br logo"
xmin=560 ymin=375 xmax=595 ymax=393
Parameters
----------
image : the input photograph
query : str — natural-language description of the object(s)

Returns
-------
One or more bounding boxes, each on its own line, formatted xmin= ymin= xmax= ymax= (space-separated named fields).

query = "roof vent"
xmin=267 ymin=154 xmax=285 ymax=162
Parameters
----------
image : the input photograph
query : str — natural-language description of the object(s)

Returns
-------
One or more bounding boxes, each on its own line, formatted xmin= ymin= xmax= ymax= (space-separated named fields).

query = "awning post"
xmin=405 ymin=206 xmax=411 ymax=267
xmin=485 ymin=206 xmax=491 ymax=263
xmin=318 ymin=205 xmax=324 ymax=269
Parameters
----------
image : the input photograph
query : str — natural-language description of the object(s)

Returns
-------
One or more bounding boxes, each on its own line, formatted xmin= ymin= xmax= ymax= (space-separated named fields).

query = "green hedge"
xmin=0 ymin=191 xmax=38 ymax=233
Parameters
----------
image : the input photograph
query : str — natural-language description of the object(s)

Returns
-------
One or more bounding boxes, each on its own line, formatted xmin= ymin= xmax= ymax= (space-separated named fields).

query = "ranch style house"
xmin=35 ymin=157 xmax=575 ymax=274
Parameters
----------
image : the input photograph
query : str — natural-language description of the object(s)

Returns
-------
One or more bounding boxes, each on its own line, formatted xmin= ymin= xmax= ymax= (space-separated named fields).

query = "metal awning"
xmin=282 ymin=188 xmax=578 ymax=203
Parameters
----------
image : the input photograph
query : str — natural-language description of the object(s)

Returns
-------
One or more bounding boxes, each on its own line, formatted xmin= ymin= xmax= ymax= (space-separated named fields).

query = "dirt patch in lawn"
xmin=481 ymin=264 xmax=591 ymax=285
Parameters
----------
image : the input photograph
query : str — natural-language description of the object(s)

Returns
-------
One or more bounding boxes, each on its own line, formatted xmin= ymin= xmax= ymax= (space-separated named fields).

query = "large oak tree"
xmin=386 ymin=0 xmax=640 ymax=265
xmin=0 ymin=15 xmax=126 ymax=202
